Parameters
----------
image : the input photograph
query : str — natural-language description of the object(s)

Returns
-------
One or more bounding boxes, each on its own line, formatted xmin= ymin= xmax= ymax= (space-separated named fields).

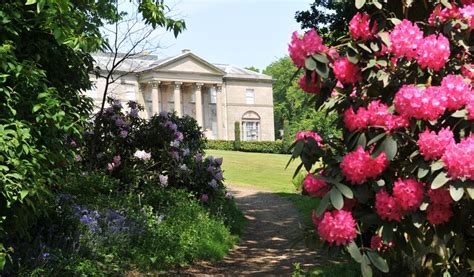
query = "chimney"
xmin=182 ymin=49 xmax=191 ymax=54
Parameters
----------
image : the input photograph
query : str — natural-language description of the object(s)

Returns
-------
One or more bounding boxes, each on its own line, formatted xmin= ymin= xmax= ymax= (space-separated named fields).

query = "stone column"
xmin=173 ymin=82 xmax=182 ymax=116
xmin=151 ymin=81 xmax=160 ymax=116
xmin=195 ymin=83 xmax=203 ymax=127
xmin=216 ymin=85 xmax=223 ymax=139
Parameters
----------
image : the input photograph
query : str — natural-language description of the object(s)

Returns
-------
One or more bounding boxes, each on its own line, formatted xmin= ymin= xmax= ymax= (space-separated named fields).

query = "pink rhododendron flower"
xmin=340 ymin=146 xmax=389 ymax=185
xmin=332 ymin=57 xmax=361 ymax=84
xmin=295 ymin=130 xmax=323 ymax=146
xmin=343 ymin=107 xmax=370 ymax=131
xmin=392 ymin=179 xmax=425 ymax=211
xmin=298 ymin=72 xmax=321 ymax=94
xmin=417 ymin=34 xmax=450 ymax=71
xmin=428 ymin=187 xmax=453 ymax=206
xmin=289 ymin=29 xmax=327 ymax=67
xmin=303 ymin=173 xmax=330 ymax=198
xmin=460 ymin=4 xmax=474 ymax=29
xmin=417 ymin=128 xmax=455 ymax=160
xmin=441 ymin=74 xmax=472 ymax=111
xmin=317 ymin=210 xmax=357 ymax=246
xmin=375 ymin=189 xmax=404 ymax=221
xmin=349 ymin=12 xmax=377 ymax=41
xmin=328 ymin=47 xmax=339 ymax=60
xmin=461 ymin=63 xmax=474 ymax=82
xmin=370 ymin=235 xmax=383 ymax=251
xmin=442 ymin=134 xmax=474 ymax=180
xmin=428 ymin=4 xmax=461 ymax=25
xmin=394 ymin=85 xmax=447 ymax=121
xmin=389 ymin=19 xmax=424 ymax=60
xmin=467 ymin=95 xmax=474 ymax=120
xmin=426 ymin=204 xmax=453 ymax=225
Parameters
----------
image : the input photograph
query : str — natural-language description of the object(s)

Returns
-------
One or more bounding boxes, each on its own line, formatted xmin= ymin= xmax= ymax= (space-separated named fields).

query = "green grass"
xmin=206 ymin=149 xmax=300 ymax=193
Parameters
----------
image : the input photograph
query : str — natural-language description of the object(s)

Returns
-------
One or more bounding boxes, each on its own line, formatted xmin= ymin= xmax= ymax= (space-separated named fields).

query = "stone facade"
xmin=86 ymin=50 xmax=275 ymax=141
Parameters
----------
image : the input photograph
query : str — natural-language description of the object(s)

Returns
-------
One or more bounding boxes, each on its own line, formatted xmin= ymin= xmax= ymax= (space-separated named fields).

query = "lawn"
xmin=206 ymin=149 xmax=300 ymax=193
xmin=206 ymin=149 xmax=319 ymax=226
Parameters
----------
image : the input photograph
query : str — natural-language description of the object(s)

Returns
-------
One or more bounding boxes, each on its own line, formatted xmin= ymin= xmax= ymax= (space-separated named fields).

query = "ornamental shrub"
xmin=234 ymin=121 xmax=241 ymax=150
xmin=287 ymin=1 xmax=473 ymax=275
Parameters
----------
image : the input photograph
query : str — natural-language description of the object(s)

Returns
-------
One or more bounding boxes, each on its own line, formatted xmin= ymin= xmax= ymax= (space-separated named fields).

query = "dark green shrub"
xmin=233 ymin=121 xmax=241 ymax=150
xmin=239 ymin=140 xmax=286 ymax=154
xmin=205 ymin=140 xmax=235 ymax=151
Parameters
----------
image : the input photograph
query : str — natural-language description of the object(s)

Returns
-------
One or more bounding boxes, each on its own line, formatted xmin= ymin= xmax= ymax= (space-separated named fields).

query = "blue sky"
xmin=155 ymin=0 xmax=312 ymax=71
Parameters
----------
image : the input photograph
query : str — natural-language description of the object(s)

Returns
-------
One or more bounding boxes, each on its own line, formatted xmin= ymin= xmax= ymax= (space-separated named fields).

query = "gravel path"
xmin=181 ymin=185 xmax=329 ymax=276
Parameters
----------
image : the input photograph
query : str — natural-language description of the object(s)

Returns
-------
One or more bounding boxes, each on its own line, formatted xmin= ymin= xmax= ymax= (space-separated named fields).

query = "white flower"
xmin=134 ymin=150 xmax=151 ymax=160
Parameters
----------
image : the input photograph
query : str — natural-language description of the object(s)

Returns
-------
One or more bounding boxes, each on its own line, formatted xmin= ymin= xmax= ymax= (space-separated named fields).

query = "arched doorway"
xmin=241 ymin=111 xmax=260 ymax=141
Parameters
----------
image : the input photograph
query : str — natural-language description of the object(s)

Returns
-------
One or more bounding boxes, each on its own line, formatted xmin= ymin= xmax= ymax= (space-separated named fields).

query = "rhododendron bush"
xmin=287 ymin=0 xmax=473 ymax=275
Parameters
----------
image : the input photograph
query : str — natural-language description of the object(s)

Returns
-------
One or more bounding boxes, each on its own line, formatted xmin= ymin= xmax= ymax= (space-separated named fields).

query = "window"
xmin=210 ymin=87 xmax=217 ymax=104
xmin=245 ymin=89 xmax=255 ymax=104
xmin=191 ymin=91 xmax=196 ymax=103
xmin=241 ymin=111 xmax=260 ymax=141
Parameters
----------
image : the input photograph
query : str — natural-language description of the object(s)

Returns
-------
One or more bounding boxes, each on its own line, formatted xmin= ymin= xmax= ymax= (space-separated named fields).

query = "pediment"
xmin=155 ymin=53 xmax=224 ymax=75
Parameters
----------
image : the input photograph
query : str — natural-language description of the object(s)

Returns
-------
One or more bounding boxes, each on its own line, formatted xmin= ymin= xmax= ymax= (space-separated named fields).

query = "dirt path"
xmin=181 ymin=185 xmax=330 ymax=276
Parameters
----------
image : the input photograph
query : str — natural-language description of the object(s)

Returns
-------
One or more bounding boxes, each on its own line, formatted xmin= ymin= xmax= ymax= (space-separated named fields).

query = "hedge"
xmin=206 ymin=140 xmax=290 ymax=154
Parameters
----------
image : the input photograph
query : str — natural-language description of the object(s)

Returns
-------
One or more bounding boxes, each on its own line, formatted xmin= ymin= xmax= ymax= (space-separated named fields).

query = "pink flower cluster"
xmin=417 ymin=128 xmax=455 ymax=160
xmin=299 ymin=72 xmax=321 ymax=94
xmin=343 ymin=101 xmax=409 ymax=132
xmin=349 ymin=12 xmax=377 ymax=41
xmin=303 ymin=173 xmax=330 ymax=198
xmin=316 ymin=210 xmax=357 ymax=246
xmin=441 ymin=74 xmax=472 ymax=111
xmin=295 ymin=130 xmax=323 ymax=146
xmin=332 ymin=57 xmax=361 ymax=84
xmin=426 ymin=187 xmax=453 ymax=225
xmin=289 ymin=29 xmax=327 ymax=68
xmin=389 ymin=20 xmax=424 ymax=60
xmin=428 ymin=4 xmax=461 ymax=26
xmin=394 ymin=85 xmax=447 ymax=121
xmin=442 ymin=134 xmax=474 ymax=180
xmin=460 ymin=4 xmax=474 ymax=29
xmin=375 ymin=189 xmax=403 ymax=221
xmin=370 ymin=235 xmax=394 ymax=252
xmin=468 ymin=95 xmax=474 ymax=120
xmin=417 ymin=34 xmax=450 ymax=71
xmin=340 ymin=146 xmax=389 ymax=185
xmin=392 ymin=179 xmax=425 ymax=211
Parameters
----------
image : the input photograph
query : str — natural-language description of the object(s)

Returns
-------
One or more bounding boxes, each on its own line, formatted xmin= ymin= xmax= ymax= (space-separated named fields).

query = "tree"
xmin=263 ymin=56 xmax=337 ymax=140
xmin=244 ymin=66 xmax=260 ymax=73
xmin=94 ymin=0 xmax=185 ymax=118
xmin=0 ymin=0 xmax=184 ymax=269
xmin=295 ymin=0 xmax=356 ymax=45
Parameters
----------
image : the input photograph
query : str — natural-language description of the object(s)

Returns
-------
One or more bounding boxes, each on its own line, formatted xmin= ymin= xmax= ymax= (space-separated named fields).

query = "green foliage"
xmin=263 ymin=56 xmax=340 ymax=141
xmin=207 ymin=140 xmax=289 ymax=154
xmin=289 ymin=0 xmax=474 ymax=275
xmin=233 ymin=122 xmax=241 ymax=150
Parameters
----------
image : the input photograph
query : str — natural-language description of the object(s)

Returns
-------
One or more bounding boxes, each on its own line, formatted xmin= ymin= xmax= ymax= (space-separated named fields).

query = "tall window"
xmin=241 ymin=111 xmax=260 ymax=141
xmin=210 ymin=87 xmax=217 ymax=104
xmin=245 ymin=89 xmax=255 ymax=104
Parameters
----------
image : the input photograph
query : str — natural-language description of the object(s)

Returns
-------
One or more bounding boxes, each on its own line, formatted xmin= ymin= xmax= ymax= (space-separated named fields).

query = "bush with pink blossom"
xmin=287 ymin=1 xmax=473 ymax=275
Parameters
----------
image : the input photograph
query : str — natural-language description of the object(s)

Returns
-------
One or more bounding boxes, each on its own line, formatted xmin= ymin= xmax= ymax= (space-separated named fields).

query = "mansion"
xmin=86 ymin=50 xmax=275 ymax=141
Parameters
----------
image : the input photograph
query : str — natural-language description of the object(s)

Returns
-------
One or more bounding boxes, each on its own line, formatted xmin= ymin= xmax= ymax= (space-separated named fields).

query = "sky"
xmin=151 ymin=0 xmax=313 ymax=71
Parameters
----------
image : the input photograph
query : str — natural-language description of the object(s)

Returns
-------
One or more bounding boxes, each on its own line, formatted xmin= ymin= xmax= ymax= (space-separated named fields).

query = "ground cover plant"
xmin=287 ymin=0 xmax=473 ymax=275
xmin=2 ymin=100 xmax=244 ymax=275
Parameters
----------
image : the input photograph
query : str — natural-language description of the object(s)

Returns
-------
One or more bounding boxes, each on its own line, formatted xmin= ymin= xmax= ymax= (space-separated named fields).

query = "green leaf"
xmin=467 ymin=187 xmax=474 ymax=200
xmin=358 ymin=43 xmax=372 ymax=53
xmin=451 ymin=109 xmax=467 ymax=118
xmin=383 ymin=136 xmax=397 ymax=161
xmin=330 ymin=188 xmax=344 ymax=210
xmin=361 ymin=254 xmax=373 ymax=277
xmin=449 ymin=185 xmax=464 ymax=201
xmin=316 ymin=193 xmax=330 ymax=217
xmin=312 ymin=53 xmax=329 ymax=63
xmin=20 ymin=190 xmax=28 ymax=200
xmin=292 ymin=140 xmax=304 ymax=159
xmin=357 ymin=132 xmax=367 ymax=148
xmin=417 ymin=167 xmax=429 ymax=179
xmin=347 ymin=241 xmax=362 ymax=263
xmin=335 ymin=183 xmax=354 ymax=199
xmin=441 ymin=0 xmax=452 ymax=8
xmin=432 ymin=171 xmax=450 ymax=189
xmin=379 ymin=32 xmax=391 ymax=47
xmin=367 ymin=251 xmax=389 ymax=273
xmin=389 ymin=18 xmax=401 ymax=25
xmin=367 ymin=133 xmax=385 ymax=146
xmin=431 ymin=160 xmax=444 ymax=172
xmin=305 ymin=57 xmax=316 ymax=71
xmin=315 ymin=62 xmax=329 ymax=79
xmin=26 ymin=0 xmax=37 ymax=5
xmin=355 ymin=0 xmax=366 ymax=9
